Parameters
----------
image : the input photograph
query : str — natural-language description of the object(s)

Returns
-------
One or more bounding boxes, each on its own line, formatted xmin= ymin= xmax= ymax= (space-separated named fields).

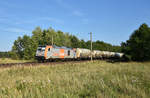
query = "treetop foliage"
xmin=121 ymin=23 xmax=150 ymax=61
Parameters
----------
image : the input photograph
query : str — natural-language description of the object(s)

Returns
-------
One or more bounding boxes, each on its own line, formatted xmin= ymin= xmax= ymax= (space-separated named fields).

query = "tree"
xmin=121 ymin=23 xmax=150 ymax=61
xmin=11 ymin=35 xmax=35 ymax=60
xmin=70 ymin=35 xmax=80 ymax=48
xmin=79 ymin=39 xmax=87 ymax=48
xmin=0 ymin=51 xmax=11 ymax=58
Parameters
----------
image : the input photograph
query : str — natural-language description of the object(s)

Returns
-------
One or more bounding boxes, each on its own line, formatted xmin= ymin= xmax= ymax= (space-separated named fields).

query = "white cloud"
xmin=0 ymin=17 xmax=7 ymax=22
xmin=0 ymin=8 xmax=5 ymax=14
xmin=82 ymin=19 xmax=89 ymax=24
xmin=15 ymin=17 xmax=64 ymax=25
xmin=0 ymin=16 xmax=24 ymax=25
xmin=0 ymin=18 xmax=5 ymax=22
xmin=55 ymin=0 xmax=71 ymax=9
xmin=4 ymin=28 xmax=30 ymax=33
xmin=39 ymin=17 xmax=64 ymax=24
xmin=54 ymin=0 xmax=85 ymax=18
xmin=55 ymin=0 xmax=63 ymax=4
xmin=73 ymin=10 xmax=84 ymax=17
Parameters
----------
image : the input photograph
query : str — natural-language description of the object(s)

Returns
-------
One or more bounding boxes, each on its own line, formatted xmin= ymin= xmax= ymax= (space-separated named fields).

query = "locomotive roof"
xmin=53 ymin=45 xmax=72 ymax=50
xmin=38 ymin=45 xmax=72 ymax=50
xmin=38 ymin=45 xmax=46 ymax=47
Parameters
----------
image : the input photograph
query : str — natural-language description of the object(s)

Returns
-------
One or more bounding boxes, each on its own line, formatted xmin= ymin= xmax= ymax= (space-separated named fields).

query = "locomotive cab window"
xmin=38 ymin=47 xmax=45 ymax=51
xmin=48 ymin=48 xmax=51 ymax=51
xmin=68 ymin=50 xmax=70 ymax=56
xmin=38 ymin=48 xmax=42 ymax=51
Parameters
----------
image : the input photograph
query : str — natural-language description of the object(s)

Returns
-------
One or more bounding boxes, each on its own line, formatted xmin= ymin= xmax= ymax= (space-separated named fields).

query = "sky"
xmin=0 ymin=0 xmax=150 ymax=51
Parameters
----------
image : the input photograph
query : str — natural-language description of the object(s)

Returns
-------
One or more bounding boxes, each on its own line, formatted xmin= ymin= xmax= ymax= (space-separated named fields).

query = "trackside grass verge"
xmin=0 ymin=58 xmax=33 ymax=64
xmin=0 ymin=61 xmax=150 ymax=98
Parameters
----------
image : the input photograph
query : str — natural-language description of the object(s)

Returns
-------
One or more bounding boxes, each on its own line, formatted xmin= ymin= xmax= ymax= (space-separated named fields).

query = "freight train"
xmin=35 ymin=45 xmax=124 ymax=62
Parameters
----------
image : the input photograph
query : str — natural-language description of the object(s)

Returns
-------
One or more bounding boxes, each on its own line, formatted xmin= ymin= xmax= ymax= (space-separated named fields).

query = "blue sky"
xmin=0 ymin=0 xmax=150 ymax=51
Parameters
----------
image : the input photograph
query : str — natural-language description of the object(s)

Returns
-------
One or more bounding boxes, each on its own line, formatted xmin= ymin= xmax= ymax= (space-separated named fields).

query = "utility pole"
xmin=90 ymin=32 xmax=93 ymax=61
xmin=52 ymin=35 xmax=54 ymax=45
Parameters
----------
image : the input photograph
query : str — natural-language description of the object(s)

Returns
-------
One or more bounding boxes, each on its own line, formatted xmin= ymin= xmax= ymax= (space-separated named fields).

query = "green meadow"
xmin=0 ymin=61 xmax=150 ymax=98
xmin=0 ymin=58 xmax=33 ymax=64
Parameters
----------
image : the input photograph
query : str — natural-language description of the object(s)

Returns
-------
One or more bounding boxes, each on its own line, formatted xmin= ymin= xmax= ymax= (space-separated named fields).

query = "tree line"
xmin=7 ymin=27 xmax=120 ymax=60
xmin=0 ymin=52 xmax=11 ymax=58
xmin=1 ymin=23 xmax=149 ymax=61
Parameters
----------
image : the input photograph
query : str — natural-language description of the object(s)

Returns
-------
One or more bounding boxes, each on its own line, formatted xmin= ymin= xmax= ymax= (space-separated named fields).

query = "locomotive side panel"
xmin=64 ymin=49 xmax=75 ymax=59
xmin=44 ymin=46 xmax=52 ymax=59
xmin=47 ymin=48 xmax=60 ymax=59
xmin=59 ymin=49 xmax=65 ymax=58
xmin=46 ymin=46 xmax=76 ymax=59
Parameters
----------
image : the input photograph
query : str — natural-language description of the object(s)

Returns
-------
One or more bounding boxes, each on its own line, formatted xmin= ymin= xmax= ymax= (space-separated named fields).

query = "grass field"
xmin=0 ymin=61 xmax=150 ymax=98
xmin=0 ymin=58 xmax=33 ymax=64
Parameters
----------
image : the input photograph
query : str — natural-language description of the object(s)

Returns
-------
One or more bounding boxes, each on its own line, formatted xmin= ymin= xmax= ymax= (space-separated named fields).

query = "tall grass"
xmin=0 ymin=58 xmax=34 ymax=64
xmin=0 ymin=61 xmax=150 ymax=98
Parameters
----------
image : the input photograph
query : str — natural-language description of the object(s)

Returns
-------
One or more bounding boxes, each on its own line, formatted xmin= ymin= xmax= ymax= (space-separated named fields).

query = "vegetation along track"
xmin=0 ymin=60 xmax=93 ymax=68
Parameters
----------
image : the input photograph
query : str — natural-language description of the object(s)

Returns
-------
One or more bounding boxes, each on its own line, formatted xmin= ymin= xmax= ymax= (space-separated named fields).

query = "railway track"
xmin=0 ymin=60 xmax=92 ymax=68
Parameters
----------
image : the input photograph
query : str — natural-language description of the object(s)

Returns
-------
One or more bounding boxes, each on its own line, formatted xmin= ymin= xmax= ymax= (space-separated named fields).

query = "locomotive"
xmin=35 ymin=45 xmax=124 ymax=62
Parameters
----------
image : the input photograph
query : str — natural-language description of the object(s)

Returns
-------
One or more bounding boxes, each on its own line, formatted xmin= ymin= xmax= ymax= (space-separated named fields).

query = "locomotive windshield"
xmin=37 ymin=47 xmax=45 ymax=52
